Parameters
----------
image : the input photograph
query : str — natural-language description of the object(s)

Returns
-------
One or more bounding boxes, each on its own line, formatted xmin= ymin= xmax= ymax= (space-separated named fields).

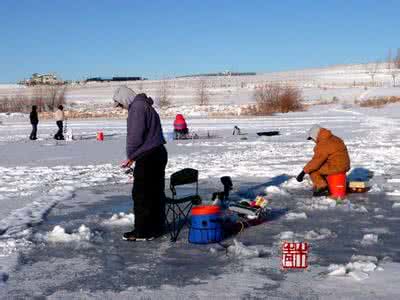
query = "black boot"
xmin=312 ymin=187 xmax=329 ymax=197
xmin=122 ymin=230 xmax=154 ymax=241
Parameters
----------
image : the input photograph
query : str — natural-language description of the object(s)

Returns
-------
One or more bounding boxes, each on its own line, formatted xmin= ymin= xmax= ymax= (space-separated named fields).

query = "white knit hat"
xmin=307 ymin=124 xmax=321 ymax=140
xmin=113 ymin=86 xmax=136 ymax=108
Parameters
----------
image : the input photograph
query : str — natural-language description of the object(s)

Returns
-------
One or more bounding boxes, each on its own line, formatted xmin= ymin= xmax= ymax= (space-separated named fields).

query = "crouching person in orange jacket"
xmin=296 ymin=125 xmax=350 ymax=197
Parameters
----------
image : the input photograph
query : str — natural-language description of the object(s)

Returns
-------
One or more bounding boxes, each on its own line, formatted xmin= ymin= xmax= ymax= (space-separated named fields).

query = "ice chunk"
xmin=209 ymin=247 xmax=218 ymax=254
xmin=279 ymin=231 xmax=294 ymax=240
xmin=386 ymin=190 xmax=400 ymax=196
xmin=353 ymin=205 xmax=368 ymax=213
xmin=351 ymin=255 xmax=378 ymax=263
xmin=265 ymin=185 xmax=288 ymax=196
xmin=227 ymin=239 xmax=261 ymax=258
xmin=348 ymin=270 xmax=369 ymax=281
xmin=46 ymin=225 xmax=92 ymax=243
xmin=388 ymin=179 xmax=400 ymax=183
xmin=285 ymin=212 xmax=308 ymax=221
xmin=328 ymin=266 xmax=347 ymax=276
xmin=104 ymin=213 xmax=134 ymax=226
xmin=361 ymin=233 xmax=378 ymax=245
xmin=304 ymin=228 xmax=334 ymax=240
xmin=362 ymin=227 xmax=390 ymax=234
xmin=352 ymin=261 xmax=377 ymax=273
xmin=392 ymin=203 xmax=400 ymax=209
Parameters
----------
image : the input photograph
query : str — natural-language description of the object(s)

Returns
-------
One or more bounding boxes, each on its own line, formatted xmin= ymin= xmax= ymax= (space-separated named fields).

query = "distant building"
xmin=85 ymin=76 xmax=146 ymax=83
xmin=21 ymin=73 xmax=63 ymax=86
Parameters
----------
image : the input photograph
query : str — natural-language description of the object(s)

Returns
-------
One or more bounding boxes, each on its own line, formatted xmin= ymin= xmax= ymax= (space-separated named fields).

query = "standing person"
xmin=113 ymin=86 xmax=168 ymax=241
xmin=29 ymin=105 xmax=39 ymax=140
xmin=54 ymin=105 xmax=65 ymax=140
xmin=296 ymin=125 xmax=350 ymax=197
xmin=173 ymin=114 xmax=188 ymax=139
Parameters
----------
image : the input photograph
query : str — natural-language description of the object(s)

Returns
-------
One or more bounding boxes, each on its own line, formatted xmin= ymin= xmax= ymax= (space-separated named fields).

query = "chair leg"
xmin=165 ymin=202 xmax=193 ymax=242
xmin=174 ymin=202 xmax=193 ymax=241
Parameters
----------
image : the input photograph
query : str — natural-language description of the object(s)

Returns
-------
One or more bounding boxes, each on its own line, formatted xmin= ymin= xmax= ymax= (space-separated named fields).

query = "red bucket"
xmin=96 ymin=131 xmax=104 ymax=141
xmin=327 ymin=173 xmax=347 ymax=199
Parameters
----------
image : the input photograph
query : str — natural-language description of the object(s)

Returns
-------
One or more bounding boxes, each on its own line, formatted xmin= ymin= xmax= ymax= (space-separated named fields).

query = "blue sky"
xmin=0 ymin=0 xmax=399 ymax=82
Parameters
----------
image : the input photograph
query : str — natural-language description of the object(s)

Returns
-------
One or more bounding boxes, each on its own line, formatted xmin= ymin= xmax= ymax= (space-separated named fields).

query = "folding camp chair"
xmin=165 ymin=168 xmax=202 ymax=242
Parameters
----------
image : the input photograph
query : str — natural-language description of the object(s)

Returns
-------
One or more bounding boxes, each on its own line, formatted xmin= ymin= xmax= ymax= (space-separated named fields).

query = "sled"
xmin=257 ymin=131 xmax=280 ymax=137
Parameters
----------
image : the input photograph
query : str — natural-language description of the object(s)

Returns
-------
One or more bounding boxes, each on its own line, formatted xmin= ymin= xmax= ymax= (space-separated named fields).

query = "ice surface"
xmin=1 ymin=101 xmax=400 ymax=297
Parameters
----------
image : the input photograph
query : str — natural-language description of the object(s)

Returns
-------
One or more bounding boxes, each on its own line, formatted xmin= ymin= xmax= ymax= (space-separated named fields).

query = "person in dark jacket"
xmin=113 ymin=86 xmax=167 ymax=241
xmin=29 ymin=106 xmax=39 ymax=140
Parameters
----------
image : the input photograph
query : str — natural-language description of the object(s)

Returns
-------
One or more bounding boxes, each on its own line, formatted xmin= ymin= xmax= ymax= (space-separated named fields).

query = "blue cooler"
xmin=189 ymin=205 xmax=223 ymax=244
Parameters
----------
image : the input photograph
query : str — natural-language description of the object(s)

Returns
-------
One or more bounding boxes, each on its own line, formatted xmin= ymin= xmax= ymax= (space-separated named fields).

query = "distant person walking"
xmin=29 ymin=105 xmax=39 ymax=140
xmin=113 ymin=86 xmax=168 ymax=241
xmin=54 ymin=105 xmax=65 ymax=140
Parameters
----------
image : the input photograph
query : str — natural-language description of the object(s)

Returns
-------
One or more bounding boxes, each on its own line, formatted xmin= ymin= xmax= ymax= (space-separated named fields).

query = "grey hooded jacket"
xmin=113 ymin=87 xmax=166 ymax=161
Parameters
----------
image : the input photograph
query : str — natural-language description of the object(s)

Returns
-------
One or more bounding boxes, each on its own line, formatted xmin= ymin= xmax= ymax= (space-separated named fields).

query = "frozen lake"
xmin=1 ymin=104 xmax=400 ymax=298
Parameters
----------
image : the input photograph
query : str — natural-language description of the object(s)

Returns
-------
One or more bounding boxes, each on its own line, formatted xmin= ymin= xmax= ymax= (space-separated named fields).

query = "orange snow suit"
xmin=303 ymin=128 xmax=350 ymax=189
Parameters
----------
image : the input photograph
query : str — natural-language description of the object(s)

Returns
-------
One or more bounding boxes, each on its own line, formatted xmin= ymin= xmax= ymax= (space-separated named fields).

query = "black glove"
xmin=296 ymin=171 xmax=305 ymax=182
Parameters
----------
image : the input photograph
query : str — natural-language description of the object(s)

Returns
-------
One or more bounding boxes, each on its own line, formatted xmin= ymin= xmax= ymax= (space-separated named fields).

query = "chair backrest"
xmin=170 ymin=168 xmax=199 ymax=196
